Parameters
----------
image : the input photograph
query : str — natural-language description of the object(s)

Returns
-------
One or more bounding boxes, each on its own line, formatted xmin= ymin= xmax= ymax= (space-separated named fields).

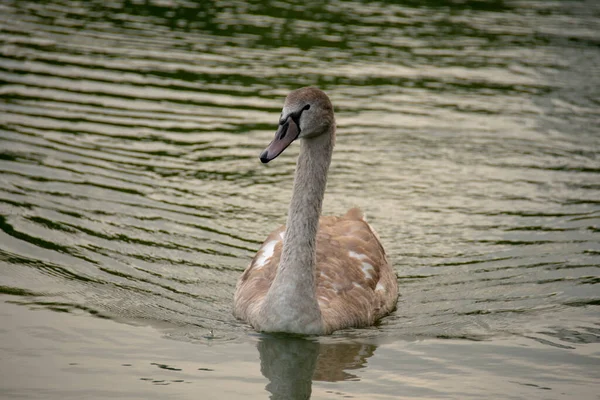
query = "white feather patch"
xmin=348 ymin=251 xmax=367 ymax=260
xmin=360 ymin=262 xmax=375 ymax=279
xmin=349 ymin=251 xmax=375 ymax=279
xmin=253 ymin=240 xmax=278 ymax=270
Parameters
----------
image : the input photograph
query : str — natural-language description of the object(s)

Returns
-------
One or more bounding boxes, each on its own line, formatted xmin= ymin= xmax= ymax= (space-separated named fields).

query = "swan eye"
xmin=290 ymin=104 xmax=311 ymax=127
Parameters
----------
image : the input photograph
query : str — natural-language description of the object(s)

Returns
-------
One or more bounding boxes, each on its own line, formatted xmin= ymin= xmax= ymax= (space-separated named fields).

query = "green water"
xmin=1 ymin=0 xmax=599 ymax=398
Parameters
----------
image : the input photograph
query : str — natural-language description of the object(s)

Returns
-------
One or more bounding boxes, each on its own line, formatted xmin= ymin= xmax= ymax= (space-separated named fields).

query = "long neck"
xmin=260 ymin=127 xmax=335 ymax=333
xmin=279 ymin=130 xmax=334 ymax=278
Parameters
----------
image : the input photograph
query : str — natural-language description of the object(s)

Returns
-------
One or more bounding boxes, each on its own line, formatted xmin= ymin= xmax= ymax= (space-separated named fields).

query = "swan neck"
xmin=281 ymin=130 xmax=334 ymax=270
xmin=258 ymin=127 xmax=335 ymax=333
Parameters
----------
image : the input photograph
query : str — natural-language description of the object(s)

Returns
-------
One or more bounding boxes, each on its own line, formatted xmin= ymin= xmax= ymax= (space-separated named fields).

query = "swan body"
xmin=233 ymin=87 xmax=398 ymax=335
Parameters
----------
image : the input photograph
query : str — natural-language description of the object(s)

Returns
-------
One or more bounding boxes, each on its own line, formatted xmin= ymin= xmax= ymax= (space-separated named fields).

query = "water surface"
xmin=1 ymin=0 xmax=599 ymax=398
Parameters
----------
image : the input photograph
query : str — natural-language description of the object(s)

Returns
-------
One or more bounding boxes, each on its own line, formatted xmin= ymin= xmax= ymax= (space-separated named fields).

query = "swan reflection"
xmin=257 ymin=334 xmax=377 ymax=399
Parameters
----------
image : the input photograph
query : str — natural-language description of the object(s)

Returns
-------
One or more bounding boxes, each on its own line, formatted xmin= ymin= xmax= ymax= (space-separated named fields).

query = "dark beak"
xmin=259 ymin=117 xmax=300 ymax=163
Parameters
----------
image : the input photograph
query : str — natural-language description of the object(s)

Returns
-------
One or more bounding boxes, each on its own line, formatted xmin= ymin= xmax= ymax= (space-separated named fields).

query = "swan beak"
xmin=259 ymin=118 xmax=300 ymax=163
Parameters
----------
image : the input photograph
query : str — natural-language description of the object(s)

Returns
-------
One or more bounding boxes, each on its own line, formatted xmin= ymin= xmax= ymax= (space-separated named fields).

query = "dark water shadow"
xmin=257 ymin=334 xmax=377 ymax=399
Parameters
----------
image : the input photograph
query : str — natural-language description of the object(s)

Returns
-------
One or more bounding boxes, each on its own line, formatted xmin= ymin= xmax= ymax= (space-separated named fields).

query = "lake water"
xmin=1 ymin=0 xmax=599 ymax=398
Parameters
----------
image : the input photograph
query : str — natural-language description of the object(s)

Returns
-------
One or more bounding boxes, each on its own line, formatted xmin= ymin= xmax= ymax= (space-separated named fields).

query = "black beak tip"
xmin=259 ymin=150 xmax=270 ymax=164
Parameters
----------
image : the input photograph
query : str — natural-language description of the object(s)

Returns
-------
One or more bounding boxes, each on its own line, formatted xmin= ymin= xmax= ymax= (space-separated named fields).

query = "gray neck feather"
xmin=260 ymin=126 xmax=335 ymax=331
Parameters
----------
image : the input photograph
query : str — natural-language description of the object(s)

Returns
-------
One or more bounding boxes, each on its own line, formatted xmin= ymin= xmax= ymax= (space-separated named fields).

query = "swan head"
xmin=260 ymin=87 xmax=334 ymax=163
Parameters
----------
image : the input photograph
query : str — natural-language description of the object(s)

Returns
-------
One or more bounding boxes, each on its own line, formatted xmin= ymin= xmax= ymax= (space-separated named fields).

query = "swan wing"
xmin=233 ymin=225 xmax=284 ymax=322
xmin=315 ymin=208 xmax=398 ymax=332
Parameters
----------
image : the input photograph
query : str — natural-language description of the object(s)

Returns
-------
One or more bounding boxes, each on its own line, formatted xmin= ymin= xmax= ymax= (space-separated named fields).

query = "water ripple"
xmin=0 ymin=0 xmax=599 ymax=359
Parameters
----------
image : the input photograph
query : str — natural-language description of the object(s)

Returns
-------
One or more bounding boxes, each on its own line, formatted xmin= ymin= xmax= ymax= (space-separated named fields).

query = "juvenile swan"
xmin=234 ymin=87 xmax=398 ymax=334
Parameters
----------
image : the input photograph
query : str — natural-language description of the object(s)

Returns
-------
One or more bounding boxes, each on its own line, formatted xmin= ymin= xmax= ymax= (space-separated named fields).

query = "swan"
xmin=233 ymin=87 xmax=398 ymax=334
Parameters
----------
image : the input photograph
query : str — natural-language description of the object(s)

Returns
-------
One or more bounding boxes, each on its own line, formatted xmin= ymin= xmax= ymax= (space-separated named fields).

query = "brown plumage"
xmin=233 ymin=87 xmax=398 ymax=334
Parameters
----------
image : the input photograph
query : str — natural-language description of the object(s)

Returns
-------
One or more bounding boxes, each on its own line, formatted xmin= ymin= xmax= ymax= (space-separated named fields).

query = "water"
xmin=1 ymin=0 xmax=599 ymax=398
